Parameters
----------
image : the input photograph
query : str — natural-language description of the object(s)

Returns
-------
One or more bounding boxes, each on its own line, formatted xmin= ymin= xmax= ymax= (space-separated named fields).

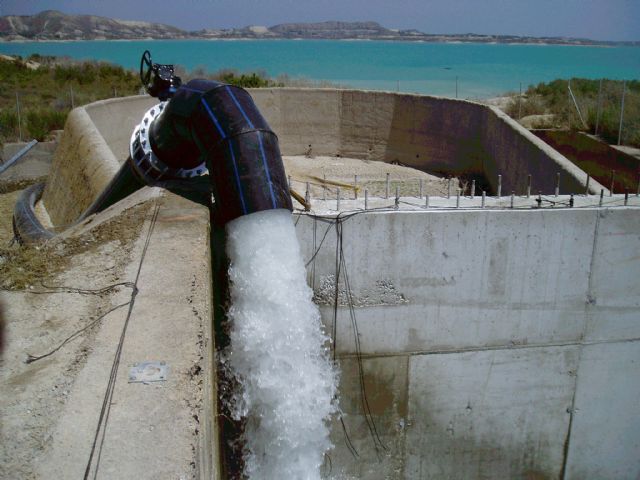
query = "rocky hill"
xmin=0 ymin=10 xmax=187 ymax=40
xmin=1 ymin=11 xmax=637 ymax=46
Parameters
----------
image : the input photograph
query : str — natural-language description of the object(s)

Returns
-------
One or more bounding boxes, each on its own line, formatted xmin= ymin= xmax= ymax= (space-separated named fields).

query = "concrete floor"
xmin=0 ymin=188 xmax=214 ymax=479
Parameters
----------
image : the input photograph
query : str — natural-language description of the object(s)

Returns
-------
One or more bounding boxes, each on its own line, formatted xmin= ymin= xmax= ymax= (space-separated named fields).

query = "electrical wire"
xmin=25 ymin=302 xmax=132 ymax=364
xmin=83 ymin=201 xmax=160 ymax=480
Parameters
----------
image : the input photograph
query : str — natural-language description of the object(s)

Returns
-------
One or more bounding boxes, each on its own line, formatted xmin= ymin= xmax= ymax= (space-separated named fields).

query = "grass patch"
xmin=0 ymin=201 xmax=149 ymax=290
xmin=1 ymin=54 xmax=337 ymax=146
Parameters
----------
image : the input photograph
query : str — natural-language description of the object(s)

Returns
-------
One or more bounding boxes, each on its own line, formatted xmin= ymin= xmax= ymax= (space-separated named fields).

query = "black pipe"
xmin=83 ymin=79 xmax=291 ymax=226
xmin=15 ymin=79 xmax=290 ymax=242
xmin=80 ymin=159 xmax=146 ymax=220
xmin=149 ymin=79 xmax=292 ymax=224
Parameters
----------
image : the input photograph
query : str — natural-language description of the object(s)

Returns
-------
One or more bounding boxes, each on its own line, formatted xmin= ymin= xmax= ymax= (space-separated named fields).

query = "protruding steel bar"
xmin=385 ymin=173 xmax=390 ymax=199
xmin=610 ymin=170 xmax=615 ymax=196
xmin=585 ymin=174 xmax=590 ymax=196
xmin=305 ymin=182 xmax=310 ymax=212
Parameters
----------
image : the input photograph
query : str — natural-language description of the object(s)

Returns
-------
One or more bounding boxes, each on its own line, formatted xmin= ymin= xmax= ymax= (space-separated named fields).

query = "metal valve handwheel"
xmin=140 ymin=50 xmax=153 ymax=93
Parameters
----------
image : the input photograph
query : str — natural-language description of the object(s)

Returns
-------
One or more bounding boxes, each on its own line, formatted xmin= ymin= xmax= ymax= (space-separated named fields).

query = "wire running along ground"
xmin=83 ymin=201 xmax=160 ymax=480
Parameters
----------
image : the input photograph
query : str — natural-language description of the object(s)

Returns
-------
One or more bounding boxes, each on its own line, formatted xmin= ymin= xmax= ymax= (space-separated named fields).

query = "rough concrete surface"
xmin=0 ymin=189 xmax=212 ymax=479
xmin=295 ymin=205 xmax=640 ymax=479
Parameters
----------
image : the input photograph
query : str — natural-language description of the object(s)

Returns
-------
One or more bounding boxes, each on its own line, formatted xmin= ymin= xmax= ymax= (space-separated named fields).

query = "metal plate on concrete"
xmin=128 ymin=361 xmax=168 ymax=383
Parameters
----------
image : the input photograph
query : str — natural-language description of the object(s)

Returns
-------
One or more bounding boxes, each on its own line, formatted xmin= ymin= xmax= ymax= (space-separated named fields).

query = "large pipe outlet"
xmin=83 ymin=79 xmax=292 ymax=225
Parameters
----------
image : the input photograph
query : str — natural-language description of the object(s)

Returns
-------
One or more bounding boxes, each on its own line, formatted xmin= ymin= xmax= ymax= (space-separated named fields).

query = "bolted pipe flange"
xmin=129 ymin=102 xmax=208 ymax=184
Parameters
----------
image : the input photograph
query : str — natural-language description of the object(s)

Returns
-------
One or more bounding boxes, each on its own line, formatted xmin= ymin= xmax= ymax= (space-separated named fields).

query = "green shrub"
xmin=505 ymin=78 xmax=640 ymax=148
xmin=0 ymin=110 xmax=19 ymax=141
xmin=25 ymin=109 xmax=68 ymax=141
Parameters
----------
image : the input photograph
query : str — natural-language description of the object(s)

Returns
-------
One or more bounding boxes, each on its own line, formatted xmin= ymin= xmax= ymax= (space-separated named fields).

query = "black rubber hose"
xmin=12 ymin=182 xmax=55 ymax=245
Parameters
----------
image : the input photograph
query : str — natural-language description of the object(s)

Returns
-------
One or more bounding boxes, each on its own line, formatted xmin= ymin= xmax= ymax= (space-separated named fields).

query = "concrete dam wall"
xmin=295 ymin=207 xmax=640 ymax=479
xmin=34 ymin=89 xmax=636 ymax=479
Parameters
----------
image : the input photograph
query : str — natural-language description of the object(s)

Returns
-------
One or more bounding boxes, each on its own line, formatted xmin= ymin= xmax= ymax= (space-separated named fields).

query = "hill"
xmin=0 ymin=10 xmax=187 ymax=40
xmin=1 ymin=11 xmax=638 ymax=46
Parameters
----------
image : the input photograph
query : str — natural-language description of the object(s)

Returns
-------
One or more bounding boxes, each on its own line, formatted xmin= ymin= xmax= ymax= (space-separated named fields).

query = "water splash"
xmin=222 ymin=209 xmax=338 ymax=479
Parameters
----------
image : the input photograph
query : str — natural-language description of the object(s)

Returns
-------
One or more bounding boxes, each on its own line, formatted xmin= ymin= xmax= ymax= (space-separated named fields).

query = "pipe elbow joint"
xmin=133 ymin=79 xmax=292 ymax=225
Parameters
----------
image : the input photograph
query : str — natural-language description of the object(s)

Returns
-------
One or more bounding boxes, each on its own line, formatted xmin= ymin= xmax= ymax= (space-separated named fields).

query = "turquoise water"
xmin=1 ymin=39 xmax=638 ymax=98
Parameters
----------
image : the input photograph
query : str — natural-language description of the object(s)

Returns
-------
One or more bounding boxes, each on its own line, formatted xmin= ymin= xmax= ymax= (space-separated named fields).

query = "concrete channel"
xmin=1 ymin=89 xmax=638 ymax=479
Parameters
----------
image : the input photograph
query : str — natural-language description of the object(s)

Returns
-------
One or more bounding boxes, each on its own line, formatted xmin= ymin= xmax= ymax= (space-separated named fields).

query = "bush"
xmin=25 ymin=109 xmax=68 ymax=141
xmin=0 ymin=110 xmax=19 ymax=141
xmin=505 ymin=78 xmax=640 ymax=148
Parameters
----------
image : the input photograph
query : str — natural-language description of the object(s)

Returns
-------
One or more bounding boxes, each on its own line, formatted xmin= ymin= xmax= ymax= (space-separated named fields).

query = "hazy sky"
xmin=1 ymin=0 xmax=638 ymax=41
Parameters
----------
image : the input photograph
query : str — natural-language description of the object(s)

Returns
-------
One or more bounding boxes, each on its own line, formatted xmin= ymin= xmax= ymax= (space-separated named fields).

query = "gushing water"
xmin=222 ymin=209 xmax=339 ymax=479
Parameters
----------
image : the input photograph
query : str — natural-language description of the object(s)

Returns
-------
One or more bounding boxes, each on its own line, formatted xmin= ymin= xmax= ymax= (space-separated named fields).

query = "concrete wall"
xmin=481 ymin=108 xmax=595 ymax=195
xmin=295 ymin=207 xmax=640 ymax=479
xmin=249 ymin=89 xmax=606 ymax=195
xmin=42 ymin=89 xmax=603 ymax=227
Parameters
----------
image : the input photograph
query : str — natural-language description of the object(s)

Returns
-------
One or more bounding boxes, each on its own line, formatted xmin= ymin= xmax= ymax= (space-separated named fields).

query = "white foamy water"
xmin=223 ymin=208 xmax=338 ymax=479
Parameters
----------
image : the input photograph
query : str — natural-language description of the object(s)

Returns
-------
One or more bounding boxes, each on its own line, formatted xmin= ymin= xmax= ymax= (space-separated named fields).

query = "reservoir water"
xmin=1 ymin=39 xmax=638 ymax=98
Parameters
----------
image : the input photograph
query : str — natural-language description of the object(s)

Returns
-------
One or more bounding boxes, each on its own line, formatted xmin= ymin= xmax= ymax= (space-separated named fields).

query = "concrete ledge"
xmin=42 ymin=107 xmax=121 ymax=226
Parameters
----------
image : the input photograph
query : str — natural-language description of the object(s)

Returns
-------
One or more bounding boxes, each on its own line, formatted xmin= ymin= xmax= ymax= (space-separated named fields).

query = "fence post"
xmin=568 ymin=80 xmax=588 ymax=129
xmin=15 ymin=92 xmax=23 ymax=142
xmin=518 ymin=82 xmax=522 ymax=120
xmin=618 ymin=80 xmax=626 ymax=146
xmin=595 ymin=78 xmax=603 ymax=136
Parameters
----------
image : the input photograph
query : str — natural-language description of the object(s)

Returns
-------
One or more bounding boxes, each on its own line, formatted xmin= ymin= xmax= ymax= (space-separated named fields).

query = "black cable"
xmin=340 ymin=415 xmax=359 ymax=459
xmin=328 ymin=211 xmax=387 ymax=462
xmin=25 ymin=302 xmax=132 ymax=364
xmin=8 ymin=281 xmax=136 ymax=296
xmin=339 ymin=228 xmax=387 ymax=457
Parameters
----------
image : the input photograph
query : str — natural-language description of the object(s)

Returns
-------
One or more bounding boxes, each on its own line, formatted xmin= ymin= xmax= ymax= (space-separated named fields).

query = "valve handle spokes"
xmin=140 ymin=50 xmax=153 ymax=90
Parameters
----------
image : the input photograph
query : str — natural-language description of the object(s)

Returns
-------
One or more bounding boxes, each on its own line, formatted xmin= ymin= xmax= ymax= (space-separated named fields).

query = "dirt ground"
xmin=0 ymin=195 xmax=146 ymax=477
xmin=0 ymin=189 xmax=209 ymax=479
xmin=284 ymin=155 xmax=457 ymax=200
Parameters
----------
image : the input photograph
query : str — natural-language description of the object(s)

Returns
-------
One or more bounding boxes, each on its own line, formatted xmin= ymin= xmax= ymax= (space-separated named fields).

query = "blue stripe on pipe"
xmin=225 ymin=85 xmax=255 ymax=129
xmin=257 ymin=132 xmax=277 ymax=209
xmin=228 ymin=141 xmax=248 ymax=215
xmin=200 ymin=98 xmax=227 ymax=139
xmin=225 ymin=86 xmax=277 ymax=208
xmin=181 ymin=86 xmax=205 ymax=94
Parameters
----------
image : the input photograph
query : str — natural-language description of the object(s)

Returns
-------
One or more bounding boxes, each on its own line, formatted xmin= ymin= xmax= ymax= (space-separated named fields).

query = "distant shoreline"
xmin=0 ymin=37 xmax=628 ymax=48
xmin=2 ymin=12 xmax=637 ymax=47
